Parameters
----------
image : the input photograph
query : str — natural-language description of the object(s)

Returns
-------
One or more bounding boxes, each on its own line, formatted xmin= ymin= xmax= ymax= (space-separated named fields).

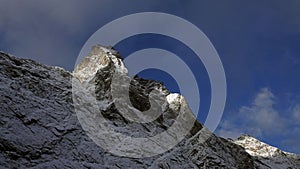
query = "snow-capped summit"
xmin=233 ymin=135 xmax=300 ymax=169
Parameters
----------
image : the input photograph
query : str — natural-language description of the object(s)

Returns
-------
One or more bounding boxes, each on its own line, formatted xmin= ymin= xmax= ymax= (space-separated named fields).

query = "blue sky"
xmin=1 ymin=1 xmax=300 ymax=154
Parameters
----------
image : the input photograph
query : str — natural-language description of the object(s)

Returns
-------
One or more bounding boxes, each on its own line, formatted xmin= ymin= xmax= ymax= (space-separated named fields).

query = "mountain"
xmin=0 ymin=45 xmax=299 ymax=169
xmin=233 ymin=135 xmax=300 ymax=169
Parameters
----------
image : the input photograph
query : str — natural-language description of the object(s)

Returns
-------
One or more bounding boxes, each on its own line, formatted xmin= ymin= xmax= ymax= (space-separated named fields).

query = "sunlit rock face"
xmin=73 ymin=45 xmax=128 ymax=83
xmin=233 ymin=135 xmax=300 ymax=169
xmin=0 ymin=46 xmax=299 ymax=168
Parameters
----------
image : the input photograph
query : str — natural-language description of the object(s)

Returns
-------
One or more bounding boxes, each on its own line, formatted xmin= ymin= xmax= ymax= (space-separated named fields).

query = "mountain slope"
xmin=233 ymin=135 xmax=300 ymax=169
xmin=0 ymin=46 xmax=299 ymax=169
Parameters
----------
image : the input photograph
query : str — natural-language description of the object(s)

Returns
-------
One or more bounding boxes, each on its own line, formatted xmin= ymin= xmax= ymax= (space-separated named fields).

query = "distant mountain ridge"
xmin=233 ymin=135 xmax=299 ymax=169
xmin=0 ymin=46 xmax=299 ymax=168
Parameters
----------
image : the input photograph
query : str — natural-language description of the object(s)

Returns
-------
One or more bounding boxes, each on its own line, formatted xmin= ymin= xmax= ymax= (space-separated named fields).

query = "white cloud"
xmin=217 ymin=87 xmax=286 ymax=138
xmin=216 ymin=88 xmax=300 ymax=155
xmin=242 ymin=88 xmax=285 ymax=134
xmin=216 ymin=88 xmax=300 ymax=154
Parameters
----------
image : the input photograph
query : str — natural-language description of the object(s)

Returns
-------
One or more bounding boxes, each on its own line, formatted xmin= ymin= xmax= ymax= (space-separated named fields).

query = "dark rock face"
xmin=0 ymin=46 xmax=298 ymax=168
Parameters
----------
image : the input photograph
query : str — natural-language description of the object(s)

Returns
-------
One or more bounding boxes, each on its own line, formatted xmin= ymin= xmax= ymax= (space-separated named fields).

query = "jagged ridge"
xmin=0 ymin=46 xmax=299 ymax=169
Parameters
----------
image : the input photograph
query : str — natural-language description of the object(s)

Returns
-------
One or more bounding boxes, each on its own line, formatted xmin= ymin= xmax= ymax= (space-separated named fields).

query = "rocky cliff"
xmin=0 ymin=46 xmax=299 ymax=168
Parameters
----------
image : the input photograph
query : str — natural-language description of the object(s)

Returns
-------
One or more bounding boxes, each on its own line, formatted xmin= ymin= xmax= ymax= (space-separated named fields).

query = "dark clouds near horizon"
xmin=1 ymin=0 xmax=300 ymax=154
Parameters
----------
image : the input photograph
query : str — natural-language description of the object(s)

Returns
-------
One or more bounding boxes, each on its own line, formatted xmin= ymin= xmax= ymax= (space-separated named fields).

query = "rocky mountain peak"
xmin=0 ymin=47 xmax=299 ymax=168
xmin=235 ymin=134 xmax=289 ymax=157
xmin=233 ymin=135 xmax=300 ymax=169
xmin=72 ymin=45 xmax=199 ymax=158
xmin=73 ymin=45 xmax=127 ymax=82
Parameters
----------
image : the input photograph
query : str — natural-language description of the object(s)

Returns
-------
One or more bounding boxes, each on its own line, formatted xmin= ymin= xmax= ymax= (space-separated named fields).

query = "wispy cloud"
xmin=241 ymin=88 xmax=286 ymax=135
xmin=217 ymin=88 xmax=285 ymax=137
xmin=216 ymin=87 xmax=300 ymax=154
